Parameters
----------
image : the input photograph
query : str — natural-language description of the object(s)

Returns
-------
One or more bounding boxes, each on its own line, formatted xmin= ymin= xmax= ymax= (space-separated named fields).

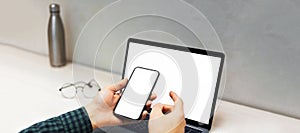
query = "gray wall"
xmin=0 ymin=0 xmax=299 ymax=119
xmin=189 ymin=0 xmax=300 ymax=119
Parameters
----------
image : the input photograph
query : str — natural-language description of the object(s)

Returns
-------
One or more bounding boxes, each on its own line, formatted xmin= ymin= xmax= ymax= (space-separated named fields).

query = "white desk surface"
xmin=0 ymin=44 xmax=299 ymax=133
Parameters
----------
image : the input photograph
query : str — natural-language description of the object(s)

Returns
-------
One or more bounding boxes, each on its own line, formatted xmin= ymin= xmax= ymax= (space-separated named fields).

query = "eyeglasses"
xmin=59 ymin=79 xmax=101 ymax=99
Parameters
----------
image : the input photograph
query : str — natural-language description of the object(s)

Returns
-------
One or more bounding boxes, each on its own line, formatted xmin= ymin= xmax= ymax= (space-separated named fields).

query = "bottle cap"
xmin=49 ymin=3 xmax=60 ymax=13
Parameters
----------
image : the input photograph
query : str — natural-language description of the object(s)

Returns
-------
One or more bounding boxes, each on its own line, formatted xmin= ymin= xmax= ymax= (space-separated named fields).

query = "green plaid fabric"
xmin=20 ymin=107 xmax=93 ymax=133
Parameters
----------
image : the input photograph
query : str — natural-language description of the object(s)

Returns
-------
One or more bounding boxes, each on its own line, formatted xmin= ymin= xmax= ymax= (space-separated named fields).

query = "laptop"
xmin=98 ymin=38 xmax=225 ymax=133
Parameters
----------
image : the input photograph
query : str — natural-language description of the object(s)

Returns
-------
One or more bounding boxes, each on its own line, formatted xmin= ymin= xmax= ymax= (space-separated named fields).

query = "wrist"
xmin=84 ymin=103 xmax=101 ymax=129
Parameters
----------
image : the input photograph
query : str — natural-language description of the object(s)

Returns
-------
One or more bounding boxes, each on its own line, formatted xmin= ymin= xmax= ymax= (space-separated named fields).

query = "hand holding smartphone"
xmin=114 ymin=67 xmax=160 ymax=120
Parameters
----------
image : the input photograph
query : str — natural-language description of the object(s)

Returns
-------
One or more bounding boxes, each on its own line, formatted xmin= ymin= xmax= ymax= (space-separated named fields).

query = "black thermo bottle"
xmin=48 ymin=3 xmax=66 ymax=67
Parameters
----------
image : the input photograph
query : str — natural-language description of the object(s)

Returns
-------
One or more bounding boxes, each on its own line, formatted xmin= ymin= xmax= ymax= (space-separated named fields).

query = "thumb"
xmin=108 ymin=78 xmax=128 ymax=92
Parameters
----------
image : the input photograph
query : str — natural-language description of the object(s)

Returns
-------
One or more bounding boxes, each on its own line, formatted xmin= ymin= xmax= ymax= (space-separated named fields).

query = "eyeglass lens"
xmin=83 ymin=81 xmax=99 ymax=98
xmin=60 ymin=84 xmax=77 ymax=98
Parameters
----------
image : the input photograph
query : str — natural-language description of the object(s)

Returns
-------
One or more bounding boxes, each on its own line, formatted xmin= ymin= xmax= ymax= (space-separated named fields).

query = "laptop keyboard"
xmin=121 ymin=120 xmax=148 ymax=132
xmin=185 ymin=126 xmax=203 ymax=133
xmin=120 ymin=113 xmax=204 ymax=133
xmin=130 ymin=121 xmax=148 ymax=131
xmin=121 ymin=122 xmax=204 ymax=133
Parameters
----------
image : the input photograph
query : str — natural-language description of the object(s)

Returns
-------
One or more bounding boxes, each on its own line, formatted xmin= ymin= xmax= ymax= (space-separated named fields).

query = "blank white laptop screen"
xmin=123 ymin=41 xmax=221 ymax=124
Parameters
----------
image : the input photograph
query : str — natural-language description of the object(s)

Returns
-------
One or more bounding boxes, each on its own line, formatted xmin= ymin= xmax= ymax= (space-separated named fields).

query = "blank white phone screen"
xmin=114 ymin=67 xmax=159 ymax=119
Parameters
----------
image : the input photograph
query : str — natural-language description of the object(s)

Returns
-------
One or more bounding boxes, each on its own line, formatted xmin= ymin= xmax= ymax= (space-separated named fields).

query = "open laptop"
xmin=100 ymin=38 xmax=224 ymax=133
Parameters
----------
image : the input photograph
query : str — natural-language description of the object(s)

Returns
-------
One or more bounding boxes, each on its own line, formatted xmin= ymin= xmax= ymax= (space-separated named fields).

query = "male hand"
xmin=84 ymin=79 xmax=157 ymax=129
xmin=148 ymin=91 xmax=186 ymax=133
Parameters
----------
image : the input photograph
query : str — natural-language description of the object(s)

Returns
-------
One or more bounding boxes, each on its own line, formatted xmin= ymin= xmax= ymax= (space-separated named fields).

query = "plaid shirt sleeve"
xmin=20 ymin=107 xmax=93 ymax=133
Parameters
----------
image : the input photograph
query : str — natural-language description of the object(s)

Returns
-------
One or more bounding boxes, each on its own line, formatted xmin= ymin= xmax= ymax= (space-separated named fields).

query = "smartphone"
xmin=114 ymin=67 xmax=160 ymax=120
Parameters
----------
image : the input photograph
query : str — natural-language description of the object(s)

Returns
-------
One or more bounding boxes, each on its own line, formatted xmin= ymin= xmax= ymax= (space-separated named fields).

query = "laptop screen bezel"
xmin=122 ymin=38 xmax=225 ymax=130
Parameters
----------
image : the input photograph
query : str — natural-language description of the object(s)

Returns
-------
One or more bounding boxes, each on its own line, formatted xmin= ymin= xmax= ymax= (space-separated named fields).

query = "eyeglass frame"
xmin=58 ymin=79 xmax=101 ymax=99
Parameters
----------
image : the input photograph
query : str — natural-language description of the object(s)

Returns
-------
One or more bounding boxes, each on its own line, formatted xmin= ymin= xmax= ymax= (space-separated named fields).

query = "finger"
xmin=169 ymin=91 xmax=179 ymax=102
xmin=149 ymin=93 xmax=157 ymax=101
xmin=146 ymin=93 xmax=157 ymax=110
xmin=108 ymin=79 xmax=128 ymax=92
xmin=150 ymin=103 xmax=164 ymax=119
xmin=152 ymin=103 xmax=163 ymax=111
xmin=146 ymin=101 xmax=152 ymax=110
xmin=169 ymin=91 xmax=184 ymax=109
xmin=141 ymin=110 xmax=148 ymax=120
xmin=113 ymin=94 xmax=121 ymax=104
